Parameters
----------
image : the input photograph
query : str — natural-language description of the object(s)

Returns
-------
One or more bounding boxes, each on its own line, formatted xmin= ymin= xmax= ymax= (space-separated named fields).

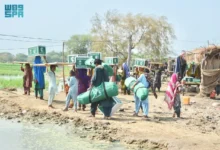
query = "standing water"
xmin=0 ymin=119 xmax=126 ymax=150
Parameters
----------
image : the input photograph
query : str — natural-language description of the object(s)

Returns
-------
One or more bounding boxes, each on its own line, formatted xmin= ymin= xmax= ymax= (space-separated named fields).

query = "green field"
xmin=0 ymin=79 xmax=22 ymax=89
xmin=0 ymin=63 xmax=23 ymax=75
xmin=0 ymin=78 xmax=49 ymax=89
xmin=0 ymin=63 xmax=71 ymax=76
xmin=0 ymin=63 xmax=69 ymax=89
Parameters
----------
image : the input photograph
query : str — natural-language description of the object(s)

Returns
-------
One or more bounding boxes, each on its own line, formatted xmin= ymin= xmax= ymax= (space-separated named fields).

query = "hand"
xmin=34 ymin=79 xmax=38 ymax=83
xmin=43 ymin=56 xmax=46 ymax=60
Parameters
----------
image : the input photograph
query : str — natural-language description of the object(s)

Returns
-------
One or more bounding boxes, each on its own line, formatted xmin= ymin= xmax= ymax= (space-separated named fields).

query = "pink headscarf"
xmin=164 ymin=73 xmax=179 ymax=109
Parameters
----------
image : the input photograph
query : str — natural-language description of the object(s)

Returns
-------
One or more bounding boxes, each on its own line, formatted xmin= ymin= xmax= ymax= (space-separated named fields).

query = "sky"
xmin=0 ymin=0 xmax=220 ymax=56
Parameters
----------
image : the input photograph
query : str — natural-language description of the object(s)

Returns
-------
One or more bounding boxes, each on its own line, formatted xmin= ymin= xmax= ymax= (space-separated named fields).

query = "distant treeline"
xmin=0 ymin=51 xmax=65 ymax=63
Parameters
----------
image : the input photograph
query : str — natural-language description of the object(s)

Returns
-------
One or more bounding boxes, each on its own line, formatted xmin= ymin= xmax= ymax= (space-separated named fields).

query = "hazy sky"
xmin=0 ymin=0 xmax=219 ymax=55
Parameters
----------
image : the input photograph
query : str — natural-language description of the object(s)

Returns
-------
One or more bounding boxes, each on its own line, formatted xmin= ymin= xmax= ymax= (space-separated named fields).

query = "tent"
xmin=185 ymin=45 xmax=220 ymax=96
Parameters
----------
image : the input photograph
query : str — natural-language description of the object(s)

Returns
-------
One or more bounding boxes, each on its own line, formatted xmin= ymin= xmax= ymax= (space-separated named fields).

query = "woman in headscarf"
xmin=121 ymin=62 xmax=130 ymax=95
xmin=21 ymin=63 xmax=33 ymax=95
xmin=164 ymin=73 xmax=181 ymax=110
xmin=33 ymin=56 xmax=46 ymax=99
xmin=76 ymin=69 xmax=91 ymax=111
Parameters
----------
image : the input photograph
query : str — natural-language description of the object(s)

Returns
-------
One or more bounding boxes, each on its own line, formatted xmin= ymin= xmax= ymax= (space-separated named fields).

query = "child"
xmin=63 ymin=70 xmax=78 ymax=112
xmin=21 ymin=63 xmax=33 ymax=95
xmin=47 ymin=65 xmax=57 ymax=109
xmin=173 ymin=82 xmax=182 ymax=118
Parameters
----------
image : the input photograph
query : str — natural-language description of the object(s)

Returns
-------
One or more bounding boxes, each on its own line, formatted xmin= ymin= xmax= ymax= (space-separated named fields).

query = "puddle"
xmin=0 ymin=119 xmax=126 ymax=150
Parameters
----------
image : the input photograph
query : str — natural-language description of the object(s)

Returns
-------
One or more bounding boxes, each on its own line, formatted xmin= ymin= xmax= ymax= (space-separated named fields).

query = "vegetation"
xmin=0 ymin=63 xmax=23 ymax=75
xmin=0 ymin=79 xmax=22 ymax=89
xmin=0 ymin=78 xmax=49 ymax=89
xmin=90 ymin=10 xmax=175 ymax=67
xmin=0 ymin=51 xmax=66 ymax=63
xmin=0 ymin=63 xmax=71 ymax=76
xmin=66 ymin=35 xmax=92 ymax=54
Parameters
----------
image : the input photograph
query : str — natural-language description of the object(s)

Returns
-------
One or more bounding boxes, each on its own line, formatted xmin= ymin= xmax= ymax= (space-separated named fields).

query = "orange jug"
xmin=183 ymin=96 xmax=190 ymax=105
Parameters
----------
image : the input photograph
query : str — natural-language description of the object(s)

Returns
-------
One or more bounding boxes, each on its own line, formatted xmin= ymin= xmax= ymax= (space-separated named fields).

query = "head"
xmin=69 ymin=70 xmax=75 ymax=77
xmin=34 ymin=56 xmax=42 ymax=63
xmin=176 ymin=83 xmax=183 ymax=93
xmin=25 ymin=63 xmax=30 ymax=69
xmin=176 ymin=73 xmax=182 ymax=82
xmin=144 ymin=69 xmax=150 ymax=79
xmin=94 ymin=59 xmax=102 ymax=66
xmin=50 ymin=65 xmax=57 ymax=72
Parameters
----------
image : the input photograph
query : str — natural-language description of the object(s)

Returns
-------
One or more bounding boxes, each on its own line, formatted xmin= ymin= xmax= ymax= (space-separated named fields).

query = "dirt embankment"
xmin=1 ymin=88 xmax=220 ymax=150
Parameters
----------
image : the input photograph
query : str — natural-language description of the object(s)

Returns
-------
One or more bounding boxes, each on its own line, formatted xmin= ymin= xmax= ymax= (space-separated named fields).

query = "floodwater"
xmin=0 ymin=119 xmax=125 ymax=150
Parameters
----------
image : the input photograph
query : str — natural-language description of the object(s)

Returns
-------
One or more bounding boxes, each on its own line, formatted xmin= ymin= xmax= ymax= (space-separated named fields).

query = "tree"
xmin=14 ymin=53 xmax=28 ymax=62
xmin=66 ymin=34 xmax=92 ymax=54
xmin=0 ymin=52 xmax=14 ymax=63
xmin=46 ymin=51 xmax=63 ymax=62
xmin=91 ymin=10 xmax=175 ymax=67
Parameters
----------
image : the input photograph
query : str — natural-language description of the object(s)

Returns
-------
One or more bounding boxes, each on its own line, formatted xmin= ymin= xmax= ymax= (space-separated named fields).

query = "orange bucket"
xmin=183 ymin=96 xmax=190 ymax=105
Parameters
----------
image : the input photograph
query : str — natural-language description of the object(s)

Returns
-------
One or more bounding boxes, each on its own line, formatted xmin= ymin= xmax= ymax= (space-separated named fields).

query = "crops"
xmin=0 ymin=63 xmax=23 ymax=75
xmin=0 ymin=79 xmax=22 ymax=89
xmin=0 ymin=63 xmax=71 ymax=76
xmin=0 ymin=63 xmax=70 ymax=89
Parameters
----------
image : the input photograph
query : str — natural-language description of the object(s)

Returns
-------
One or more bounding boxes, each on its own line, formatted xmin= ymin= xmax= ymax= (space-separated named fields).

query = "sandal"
xmin=63 ymin=108 xmax=68 ymax=111
xmin=133 ymin=113 xmax=138 ymax=117
xmin=88 ymin=115 xmax=95 ymax=118
xmin=48 ymin=105 xmax=54 ymax=109
xmin=143 ymin=115 xmax=149 ymax=118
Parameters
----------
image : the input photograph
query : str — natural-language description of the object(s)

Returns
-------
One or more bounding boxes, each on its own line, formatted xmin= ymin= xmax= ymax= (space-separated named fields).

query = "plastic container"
xmin=183 ymin=96 xmax=190 ymax=105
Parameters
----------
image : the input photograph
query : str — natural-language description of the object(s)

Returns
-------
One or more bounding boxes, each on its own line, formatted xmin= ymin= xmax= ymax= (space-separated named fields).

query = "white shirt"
xmin=47 ymin=71 xmax=57 ymax=89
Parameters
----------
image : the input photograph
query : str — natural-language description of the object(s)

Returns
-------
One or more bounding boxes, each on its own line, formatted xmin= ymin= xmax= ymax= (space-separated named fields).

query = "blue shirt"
xmin=137 ymin=74 xmax=149 ymax=88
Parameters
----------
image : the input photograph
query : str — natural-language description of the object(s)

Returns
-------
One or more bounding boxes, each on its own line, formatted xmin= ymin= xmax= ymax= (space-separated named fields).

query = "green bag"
xmin=125 ymin=77 xmax=149 ymax=100
xmin=85 ymin=58 xmax=113 ymax=76
xmin=102 ymin=63 xmax=113 ymax=76
xmin=77 ymin=82 xmax=118 ymax=104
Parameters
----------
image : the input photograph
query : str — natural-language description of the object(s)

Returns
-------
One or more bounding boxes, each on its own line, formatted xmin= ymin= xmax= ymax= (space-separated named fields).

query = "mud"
xmin=1 ymin=88 xmax=220 ymax=150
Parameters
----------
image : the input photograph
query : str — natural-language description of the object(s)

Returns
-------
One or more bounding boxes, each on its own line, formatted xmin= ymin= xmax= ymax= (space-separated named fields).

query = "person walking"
xmin=88 ymin=59 xmax=114 ymax=119
xmin=131 ymin=70 xmax=158 ymax=118
xmin=63 ymin=70 xmax=78 ymax=112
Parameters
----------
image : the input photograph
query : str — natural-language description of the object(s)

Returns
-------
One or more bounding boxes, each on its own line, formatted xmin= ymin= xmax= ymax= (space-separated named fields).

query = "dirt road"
xmin=0 ymin=88 xmax=220 ymax=150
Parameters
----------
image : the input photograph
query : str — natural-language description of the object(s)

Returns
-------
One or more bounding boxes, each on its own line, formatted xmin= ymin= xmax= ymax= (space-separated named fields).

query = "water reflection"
xmin=0 ymin=119 xmax=125 ymax=150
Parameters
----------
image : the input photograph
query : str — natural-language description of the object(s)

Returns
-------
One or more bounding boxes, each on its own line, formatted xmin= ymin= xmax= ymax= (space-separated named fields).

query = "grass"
xmin=0 ymin=79 xmax=23 ymax=89
xmin=0 ymin=78 xmax=49 ymax=89
xmin=0 ymin=63 xmax=23 ymax=75
xmin=0 ymin=63 xmax=71 ymax=76
xmin=0 ymin=63 xmax=75 ymax=89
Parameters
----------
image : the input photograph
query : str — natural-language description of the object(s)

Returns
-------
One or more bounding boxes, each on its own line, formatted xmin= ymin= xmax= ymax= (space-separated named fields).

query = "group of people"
xmin=20 ymin=57 xmax=119 ymax=119
xmin=21 ymin=56 xmax=182 ymax=119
